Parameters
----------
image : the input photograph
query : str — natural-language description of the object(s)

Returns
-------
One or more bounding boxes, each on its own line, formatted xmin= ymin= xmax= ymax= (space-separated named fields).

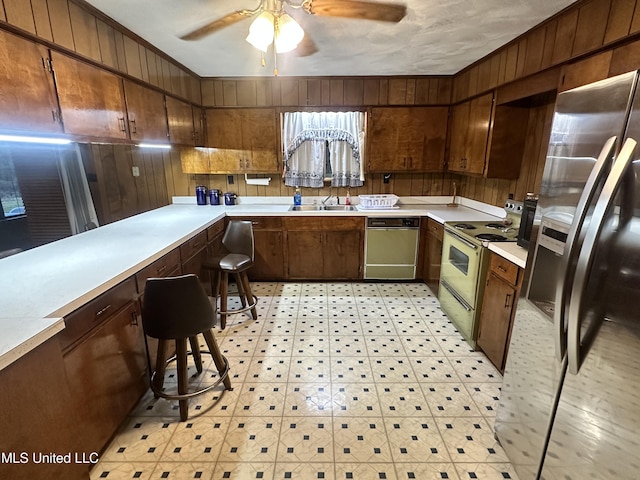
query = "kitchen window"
xmin=282 ymin=111 xmax=365 ymax=188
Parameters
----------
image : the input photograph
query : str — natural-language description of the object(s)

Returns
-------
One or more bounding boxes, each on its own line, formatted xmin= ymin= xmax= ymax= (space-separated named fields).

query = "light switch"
xmin=132 ymin=166 xmax=140 ymax=177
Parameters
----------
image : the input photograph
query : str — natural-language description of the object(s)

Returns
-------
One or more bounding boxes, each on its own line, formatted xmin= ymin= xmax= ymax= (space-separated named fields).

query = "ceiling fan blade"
xmin=294 ymin=35 xmax=318 ymax=57
xmin=305 ymin=0 xmax=406 ymax=22
xmin=179 ymin=11 xmax=251 ymax=40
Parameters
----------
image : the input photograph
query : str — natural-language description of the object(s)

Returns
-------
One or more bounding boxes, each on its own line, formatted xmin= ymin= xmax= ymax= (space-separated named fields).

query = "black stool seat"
xmin=142 ymin=274 xmax=232 ymax=421
xmin=219 ymin=253 xmax=252 ymax=271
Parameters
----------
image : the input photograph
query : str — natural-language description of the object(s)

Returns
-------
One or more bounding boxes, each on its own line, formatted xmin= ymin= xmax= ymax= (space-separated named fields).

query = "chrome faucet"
xmin=321 ymin=190 xmax=339 ymax=205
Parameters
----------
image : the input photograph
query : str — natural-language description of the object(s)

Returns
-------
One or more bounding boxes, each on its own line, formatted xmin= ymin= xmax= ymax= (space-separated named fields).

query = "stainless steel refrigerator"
xmin=495 ymin=70 xmax=640 ymax=479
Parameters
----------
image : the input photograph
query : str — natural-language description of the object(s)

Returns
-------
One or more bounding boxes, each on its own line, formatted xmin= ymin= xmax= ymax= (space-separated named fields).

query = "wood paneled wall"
xmin=452 ymin=0 xmax=640 ymax=102
xmin=0 ymin=0 xmax=201 ymax=104
xmin=201 ymin=77 xmax=452 ymax=107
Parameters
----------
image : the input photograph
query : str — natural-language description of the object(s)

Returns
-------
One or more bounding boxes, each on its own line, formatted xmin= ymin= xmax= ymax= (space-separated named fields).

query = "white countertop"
xmin=0 ymin=196 xmax=510 ymax=370
xmin=489 ymin=242 xmax=529 ymax=269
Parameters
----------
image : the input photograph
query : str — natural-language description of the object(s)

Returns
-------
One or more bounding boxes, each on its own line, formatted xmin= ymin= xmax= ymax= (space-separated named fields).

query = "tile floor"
xmin=91 ymin=282 xmax=518 ymax=480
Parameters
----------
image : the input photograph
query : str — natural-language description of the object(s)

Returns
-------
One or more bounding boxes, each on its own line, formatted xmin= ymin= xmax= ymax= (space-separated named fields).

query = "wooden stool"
xmin=141 ymin=274 xmax=232 ymax=421
xmin=203 ymin=220 xmax=258 ymax=329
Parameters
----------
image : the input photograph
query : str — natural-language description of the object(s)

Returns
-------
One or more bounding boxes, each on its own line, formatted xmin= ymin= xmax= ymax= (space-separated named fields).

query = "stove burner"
xmin=476 ymin=233 xmax=507 ymax=242
xmin=485 ymin=222 xmax=506 ymax=229
xmin=454 ymin=223 xmax=477 ymax=230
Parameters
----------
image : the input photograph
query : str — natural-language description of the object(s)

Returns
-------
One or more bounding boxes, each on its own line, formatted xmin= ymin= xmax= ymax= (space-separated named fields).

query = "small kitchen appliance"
xmin=224 ymin=192 xmax=237 ymax=205
xmin=209 ymin=189 xmax=221 ymax=205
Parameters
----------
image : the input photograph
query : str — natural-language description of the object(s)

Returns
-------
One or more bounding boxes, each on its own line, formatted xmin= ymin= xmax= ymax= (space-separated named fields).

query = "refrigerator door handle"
xmin=554 ymin=136 xmax=617 ymax=363
xmin=567 ymin=137 xmax=637 ymax=375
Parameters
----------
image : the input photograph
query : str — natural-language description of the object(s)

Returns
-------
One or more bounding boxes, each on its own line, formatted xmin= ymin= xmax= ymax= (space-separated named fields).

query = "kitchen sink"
xmin=288 ymin=205 xmax=357 ymax=212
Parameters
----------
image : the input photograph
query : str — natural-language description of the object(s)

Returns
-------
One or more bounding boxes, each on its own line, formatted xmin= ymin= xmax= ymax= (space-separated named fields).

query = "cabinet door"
xmin=63 ymin=301 xmax=147 ymax=453
xmin=0 ymin=30 xmax=61 ymax=134
xmin=123 ymin=79 xmax=168 ymax=142
xmin=286 ymin=230 xmax=324 ymax=279
xmin=52 ymin=51 xmax=128 ymax=139
xmin=448 ymin=101 xmax=470 ymax=172
xmin=252 ymin=230 xmax=285 ymax=280
xmin=206 ymin=109 xmax=244 ymax=149
xmin=166 ymin=95 xmax=195 ymax=145
xmin=368 ymin=107 xmax=413 ymax=172
xmin=465 ymin=93 xmax=493 ymax=174
xmin=410 ymin=107 xmax=448 ymax=172
xmin=324 ymin=229 xmax=362 ymax=279
xmin=477 ymin=273 xmax=516 ymax=372
xmin=193 ymin=106 xmax=206 ymax=147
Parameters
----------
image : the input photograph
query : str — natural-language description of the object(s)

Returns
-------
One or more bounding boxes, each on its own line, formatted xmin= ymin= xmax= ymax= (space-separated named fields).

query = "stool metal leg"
xmin=202 ymin=330 xmax=232 ymax=391
xmin=175 ymin=338 xmax=189 ymax=421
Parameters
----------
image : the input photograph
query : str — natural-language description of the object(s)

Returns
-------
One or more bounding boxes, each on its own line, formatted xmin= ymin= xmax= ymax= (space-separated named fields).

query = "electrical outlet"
xmin=132 ymin=166 xmax=140 ymax=177
xmin=227 ymin=175 xmax=234 ymax=184
xmin=383 ymin=174 xmax=391 ymax=184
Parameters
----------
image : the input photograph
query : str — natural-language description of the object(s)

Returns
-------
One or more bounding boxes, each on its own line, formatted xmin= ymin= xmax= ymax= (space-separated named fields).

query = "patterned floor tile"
xmin=435 ymin=417 xmax=510 ymax=463
xmin=277 ymin=417 xmax=335 ymax=462
xmin=332 ymin=383 xmax=382 ymax=416
xmin=332 ymin=417 xmax=393 ymax=463
xmin=383 ymin=417 xmax=451 ymax=463
xmin=284 ymin=383 xmax=334 ymax=416
xmin=95 ymin=281 xmax=517 ymax=480
xmin=217 ymin=417 xmax=282 ymax=463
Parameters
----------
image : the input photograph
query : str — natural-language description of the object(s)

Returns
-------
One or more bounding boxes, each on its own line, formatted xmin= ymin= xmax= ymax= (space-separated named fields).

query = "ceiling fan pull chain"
xmin=273 ymin=45 xmax=279 ymax=76
xmin=261 ymin=51 xmax=266 ymax=67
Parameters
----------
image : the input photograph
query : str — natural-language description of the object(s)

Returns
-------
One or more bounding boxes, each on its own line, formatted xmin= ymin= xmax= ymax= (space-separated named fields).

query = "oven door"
xmin=440 ymin=228 xmax=483 ymax=307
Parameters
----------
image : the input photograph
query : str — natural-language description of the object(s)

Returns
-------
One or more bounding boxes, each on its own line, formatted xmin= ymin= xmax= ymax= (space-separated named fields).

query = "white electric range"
xmin=439 ymin=200 xmax=522 ymax=348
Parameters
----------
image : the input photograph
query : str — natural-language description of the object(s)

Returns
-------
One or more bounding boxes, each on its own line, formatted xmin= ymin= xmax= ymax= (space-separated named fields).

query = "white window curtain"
xmin=283 ymin=111 xmax=365 ymax=188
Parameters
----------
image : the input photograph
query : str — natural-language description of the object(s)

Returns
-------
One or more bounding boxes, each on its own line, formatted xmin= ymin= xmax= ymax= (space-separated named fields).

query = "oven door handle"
xmin=441 ymin=281 xmax=472 ymax=312
xmin=445 ymin=229 xmax=478 ymax=250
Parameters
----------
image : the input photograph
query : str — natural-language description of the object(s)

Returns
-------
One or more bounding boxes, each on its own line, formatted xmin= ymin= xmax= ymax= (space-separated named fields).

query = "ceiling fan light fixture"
xmin=246 ymin=11 xmax=275 ymax=52
xmin=274 ymin=13 xmax=304 ymax=53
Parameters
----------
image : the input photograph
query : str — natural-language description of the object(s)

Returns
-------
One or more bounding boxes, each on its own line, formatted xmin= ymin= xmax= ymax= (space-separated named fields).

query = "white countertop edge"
xmin=488 ymin=243 xmax=528 ymax=269
xmin=0 ymin=317 xmax=65 ymax=371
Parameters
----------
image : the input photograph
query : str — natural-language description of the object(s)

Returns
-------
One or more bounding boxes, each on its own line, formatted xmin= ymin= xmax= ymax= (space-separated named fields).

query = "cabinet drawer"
xmin=234 ymin=216 xmax=283 ymax=230
xmin=206 ymin=220 xmax=225 ymax=241
xmin=489 ymin=253 xmax=520 ymax=286
xmin=180 ymin=231 xmax=207 ymax=260
xmin=283 ymin=216 xmax=364 ymax=231
xmin=60 ymin=277 xmax=137 ymax=351
xmin=135 ymin=248 xmax=181 ymax=292
xmin=426 ymin=218 xmax=444 ymax=240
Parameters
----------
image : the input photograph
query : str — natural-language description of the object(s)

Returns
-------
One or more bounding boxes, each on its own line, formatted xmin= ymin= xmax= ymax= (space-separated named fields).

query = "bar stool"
xmin=142 ymin=274 xmax=232 ymax=421
xmin=203 ymin=220 xmax=258 ymax=329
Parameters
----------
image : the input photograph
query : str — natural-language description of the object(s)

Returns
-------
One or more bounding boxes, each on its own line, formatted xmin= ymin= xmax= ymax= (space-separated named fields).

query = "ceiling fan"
xmin=179 ymin=0 xmax=407 ymax=58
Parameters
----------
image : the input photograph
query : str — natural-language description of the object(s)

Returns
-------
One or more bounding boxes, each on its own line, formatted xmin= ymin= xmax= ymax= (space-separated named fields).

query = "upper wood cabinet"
xmin=367 ymin=107 xmax=448 ymax=173
xmin=0 ymin=29 xmax=61 ymax=134
xmin=122 ymin=79 xmax=168 ymax=142
xmin=448 ymin=93 xmax=494 ymax=175
xmin=193 ymin=106 xmax=206 ymax=147
xmin=52 ymin=51 xmax=128 ymax=140
xmin=205 ymin=108 xmax=279 ymax=173
xmin=165 ymin=95 xmax=195 ymax=146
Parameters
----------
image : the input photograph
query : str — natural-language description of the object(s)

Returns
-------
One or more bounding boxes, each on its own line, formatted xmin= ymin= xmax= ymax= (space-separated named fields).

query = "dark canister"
xmin=224 ymin=192 xmax=237 ymax=206
xmin=209 ymin=189 xmax=221 ymax=205
xmin=195 ymin=185 xmax=207 ymax=205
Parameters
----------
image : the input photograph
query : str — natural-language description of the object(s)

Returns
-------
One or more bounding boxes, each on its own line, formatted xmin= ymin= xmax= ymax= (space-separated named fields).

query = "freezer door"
xmin=539 ymin=139 xmax=640 ymax=477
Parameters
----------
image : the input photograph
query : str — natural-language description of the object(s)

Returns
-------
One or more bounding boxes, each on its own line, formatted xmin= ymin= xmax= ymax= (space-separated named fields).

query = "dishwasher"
xmin=364 ymin=217 xmax=420 ymax=279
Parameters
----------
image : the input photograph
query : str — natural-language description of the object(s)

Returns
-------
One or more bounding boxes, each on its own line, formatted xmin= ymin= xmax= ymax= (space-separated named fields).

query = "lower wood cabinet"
xmin=284 ymin=216 xmax=364 ymax=280
xmin=477 ymin=252 xmax=523 ymax=372
xmin=232 ymin=217 xmax=285 ymax=281
xmin=418 ymin=217 xmax=444 ymax=292
xmin=63 ymin=300 xmax=147 ymax=454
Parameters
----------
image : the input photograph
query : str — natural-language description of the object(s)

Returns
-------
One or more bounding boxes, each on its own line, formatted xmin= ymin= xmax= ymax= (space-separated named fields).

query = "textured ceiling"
xmin=85 ymin=0 xmax=577 ymax=77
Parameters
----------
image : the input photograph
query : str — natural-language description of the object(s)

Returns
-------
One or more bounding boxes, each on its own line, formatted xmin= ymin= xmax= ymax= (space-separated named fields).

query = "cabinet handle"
xmin=157 ymin=264 xmax=167 ymax=276
xmin=504 ymin=293 xmax=512 ymax=309
xmin=497 ymin=265 xmax=507 ymax=273
xmin=130 ymin=310 xmax=139 ymax=326
xmin=95 ymin=304 xmax=112 ymax=319
xmin=129 ymin=118 xmax=137 ymax=134
xmin=118 ymin=117 xmax=126 ymax=132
